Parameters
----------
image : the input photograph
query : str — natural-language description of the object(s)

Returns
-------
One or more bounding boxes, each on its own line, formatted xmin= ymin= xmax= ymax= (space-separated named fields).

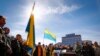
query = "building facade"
xmin=62 ymin=33 xmax=82 ymax=46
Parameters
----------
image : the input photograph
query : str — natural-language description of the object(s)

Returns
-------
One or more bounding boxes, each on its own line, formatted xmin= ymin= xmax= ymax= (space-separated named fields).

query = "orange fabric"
xmin=38 ymin=46 xmax=42 ymax=56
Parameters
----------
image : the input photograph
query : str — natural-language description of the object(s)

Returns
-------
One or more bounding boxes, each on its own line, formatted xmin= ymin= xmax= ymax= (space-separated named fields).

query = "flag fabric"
xmin=25 ymin=14 xmax=35 ymax=48
xmin=44 ymin=29 xmax=56 ymax=42
xmin=25 ymin=3 xmax=35 ymax=56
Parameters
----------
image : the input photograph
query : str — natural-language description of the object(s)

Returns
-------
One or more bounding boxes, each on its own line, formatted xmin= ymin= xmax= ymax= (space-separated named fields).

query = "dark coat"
xmin=11 ymin=39 xmax=21 ymax=56
xmin=0 ymin=28 xmax=11 ymax=56
xmin=0 ymin=42 xmax=6 ymax=56
xmin=82 ymin=45 xmax=95 ymax=56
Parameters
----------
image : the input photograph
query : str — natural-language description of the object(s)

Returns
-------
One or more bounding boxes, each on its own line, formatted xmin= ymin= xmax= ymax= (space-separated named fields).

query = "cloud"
xmin=46 ymin=5 xmax=79 ymax=14
xmin=34 ymin=1 xmax=80 ymax=16
xmin=13 ymin=0 xmax=80 ymax=29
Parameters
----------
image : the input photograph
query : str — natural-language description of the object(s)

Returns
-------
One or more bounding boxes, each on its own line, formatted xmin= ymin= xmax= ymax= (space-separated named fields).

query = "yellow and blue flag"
xmin=25 ymin=14 xmax=35 ymax=48
xmin=44 ymin=29 xmax=56 ymax=42
xmin=25 ymin=2 xmax=35 ymax=49
xmin=25 ymin=3 xmax=35 ymax=55
xmin=25 ymin=14 xmax=35 ymax=55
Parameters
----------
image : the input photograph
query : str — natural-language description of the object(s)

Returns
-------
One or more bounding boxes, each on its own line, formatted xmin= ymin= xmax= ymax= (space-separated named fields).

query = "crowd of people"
xmin=0 ymin=15 xmax=100 ymax=56
xmin=0 ymin=15 xmax=31 ymax=56
xmin=32 ymin=40 xmax=100 ymax=56
xmin=74 ymin=41 xmax=100 ymax=56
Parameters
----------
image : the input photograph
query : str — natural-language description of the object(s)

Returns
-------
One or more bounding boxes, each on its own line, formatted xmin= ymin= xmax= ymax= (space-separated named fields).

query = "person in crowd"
xmin=81 ymin=42 xmax=95 ymax=56
xmin=11 ymin=34 xmax=30 ymax=56
xmin=33 ymin=42 xmax=43 ymax=56
xmin=3 ymin=27 xmax=12 ymax=56
xmin=46 ymin=45 xmax=50 ymax=56
xmin=0 ymin=15 xmax=8 ymax=56
xmin=42 ymin=44 xmax=46 ymax=56
xmin=16 ymin=34 xmax=30 ymax=56
xmin=11 ymin=34 xmax=22 ymax=56
xmin=93 ymin=42 xmax=100 ymax=56
xmin=54 ymin=45 xmax=61 ymax=56
xmin=74 ymin=42 xmax=82 ymax=56
xmin=0 ymin=15 xmax=6 ymax=28
xmin=0 ymin=15 xmax=6 ymax=42
xmin=46 ymin=44 xmax=54 ymax=56
xmin=4 ymin=27 xmax=11 ymax=43
xmin=67 ymin=45 xmax=73 ymax=52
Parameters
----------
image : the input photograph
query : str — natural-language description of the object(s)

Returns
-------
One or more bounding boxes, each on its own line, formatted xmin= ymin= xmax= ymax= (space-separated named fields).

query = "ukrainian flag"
xmin=25 ymin=2 xmax=35 ymax=49
xmin=44 ymin=29 xmax=56 ymax=42
xmin=25 ymin=14 xmax=35 ymax=48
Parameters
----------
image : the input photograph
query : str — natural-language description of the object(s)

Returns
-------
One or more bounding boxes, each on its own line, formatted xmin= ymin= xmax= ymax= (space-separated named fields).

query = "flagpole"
xmin=43 ymin=28 xmax=47 ymax=44
xmin=31 ymin=2 xmax=35 ymax=56
xmin=43 ymin=31 xmax=44 ymax=44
